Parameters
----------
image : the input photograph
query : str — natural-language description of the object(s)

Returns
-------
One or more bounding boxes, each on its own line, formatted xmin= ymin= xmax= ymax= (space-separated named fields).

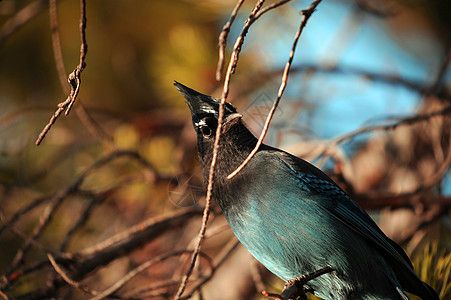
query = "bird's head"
xmin=174 ymin=82 xmax=258 ymax=181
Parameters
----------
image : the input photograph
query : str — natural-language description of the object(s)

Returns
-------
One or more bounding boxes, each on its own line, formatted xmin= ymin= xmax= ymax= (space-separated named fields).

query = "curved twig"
xmin=174 ymin=1 xmax=268 ymax=298
xmin=89 ymin=250 xmax=213 ymax=300
xmin=228 ymin=0 xmax=323 ymax=179
xmin=36 ymin=0 xmax=88 ymax=145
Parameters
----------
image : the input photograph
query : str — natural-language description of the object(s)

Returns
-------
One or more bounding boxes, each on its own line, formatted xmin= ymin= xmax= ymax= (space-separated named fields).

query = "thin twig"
xmin=179 ymin=239 xmax=241 ymax=300
xmin=76 ymin=206 xmax=202 ymax=260
xmin=228 ymin=0 xmax=323 ymax=179
xmin=255 ymin=0 xmax=292 ymax=18
xmin=228 ymin=0 xmax=271 ymax=76
xmin=174 ymin=2 xmax=268 ymax=298
xmin=59 ymin=192 xmax=98 ymax=252
xmin=1 ymin=260 xmax=48 ymax=289
xmin=250 ymin=259 xmax=266 ymax=293
xmin=2 ymin=150 xmax=157 ymax=286
xmin=420 ymin=135 xmax=451 ymax=191
xmin=234 ymin=63 xmax=451 ymax=102
xmin=34 ymin=105 xmax=69 ymax=145
xmin=428 ymin=46 xmax=451 ymax=95
xmin=36 ymin=0 xmax=88 ymax=145
xmin=6 ymin=188 xmax=69 ymax=277
xmin=65 ymin=0 xmax=87 ymax=116
xmin=217 ymin=0 xmax=295 ymax=103
xmin=216 ymin=0 xmax=246 ymax=81
xmin=0 ymin=0 xmax=48 ymax=46
xmin=123 ymin=279 xmax=184 ymax=298
xmin=0 ymin=210 xmax=60 ymax=258
xmin=2 ymin=206 xmax=201 ymax=295
xmin=219 ymin=0 xmax=293 ymax=78
xmin=300 ymin=105 xmax=451 ymax=171
xmin=0 ymin=290 xmax=10 ymax=300
xmin=49 ymin=0 xmax=68 ymax=90
xmin=355 ymin=0 xmax=399 ymax=17
xmin=48 ymin=253 xmax=98 ymax=296
xmin=332 ymin=106 xmax=451 ymax=145
xmin=89 ymin=251 xmax=213 ymax=300
xmin=74 ymin=103 xmax=113 ymax=145
xmin=0 ymin=195 xmax=50 ymax=235
xmin=49 ymin=0 xmax=111 ymax=144
xmin=218 ymin=0 xmax=294 ymax=89
xmin=262 ymin=266 xmax=334 ymax=300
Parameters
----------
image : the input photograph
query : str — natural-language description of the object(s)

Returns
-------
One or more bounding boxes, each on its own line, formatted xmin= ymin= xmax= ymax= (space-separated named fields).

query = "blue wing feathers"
xmin=272 ymin=150 xmax=439 ymax=300
xmin=222 ymin=149 xmax=438 ymax=299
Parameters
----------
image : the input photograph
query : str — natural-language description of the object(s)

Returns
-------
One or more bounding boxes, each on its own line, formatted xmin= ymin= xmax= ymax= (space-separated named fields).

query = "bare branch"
xmin=180 ymin=239 xmax=240 ymax=299
xmin=48 ymin=253 xmax=98 ymax=296
xmin=262 ymin=266 xmax=334 ymax=300
xmin=228 ymin=0 xmax=323 ymax=179
xmin=5 ymin=187 xmax=70 ymax=277
xmin=89 ymin=250 xmax=213 ymax=300
xmin=49 ymin=0 xmax=67 ymax=90
xmin=1 ymin=150 xmax=158 ymax=288
xmin=75 ymin=206 xmax=202 ymax=264
xmin=0 ymin=195 xmax=50 ymax=235
xmin=174 ymin=1 xmax=269 ymax=297
xmin=58 ymin=192 xmax=98 ymax=252
xmin=332 ymin=106 xmax=451 ymax=145
xmin=428 ymin=46 xmax=451 ymax=96
xmin=64 ymin=0 xmax=88 ymax=116
xmin=36 ymin=0 xmax=88 ymax=145
xmin=0 ymin=0 xmax=48 ymax=46
xmin=0 ymin=290 xmax=10 ymax=300
xmin=216 ymin=0 xmax=246 ymax=81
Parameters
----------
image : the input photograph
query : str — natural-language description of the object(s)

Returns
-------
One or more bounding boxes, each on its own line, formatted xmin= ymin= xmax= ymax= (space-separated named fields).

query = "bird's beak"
xmin=174 ymin=81 xmax=237 ymax=120
xmin=174 ymin=81 xmax=222 ymax=118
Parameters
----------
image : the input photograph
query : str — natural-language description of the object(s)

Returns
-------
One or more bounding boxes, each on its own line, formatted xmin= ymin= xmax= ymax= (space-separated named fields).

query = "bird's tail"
xmin=402 ymin=280 xmax=439 ymax=300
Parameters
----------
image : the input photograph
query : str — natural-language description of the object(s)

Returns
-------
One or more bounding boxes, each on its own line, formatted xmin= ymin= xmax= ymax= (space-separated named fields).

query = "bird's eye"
xmin=198 ymin=117 xmax=217 ymax=138
xmin=200 ymin=125 xmax=212 ymax=137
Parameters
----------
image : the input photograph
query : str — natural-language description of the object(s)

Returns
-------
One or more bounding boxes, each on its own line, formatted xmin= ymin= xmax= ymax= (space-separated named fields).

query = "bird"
xmin=174 ymin=81 xmax=439 ymax=300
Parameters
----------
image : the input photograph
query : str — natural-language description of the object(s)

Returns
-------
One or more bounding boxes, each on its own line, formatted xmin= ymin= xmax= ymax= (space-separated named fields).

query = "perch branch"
xmin=262 ymin=266 xmax=334 ymax=300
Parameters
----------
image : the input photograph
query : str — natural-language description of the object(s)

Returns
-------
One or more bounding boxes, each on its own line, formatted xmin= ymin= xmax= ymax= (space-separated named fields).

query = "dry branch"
xmin=36 ymin=0 xmax=88 ymax=146
xmin=1 ymin=0 xmax=449 ymax=299
xmin=228 ymin=0 xmax=322 ymax=179
xmin=333 ymin=106 xmax=451 ymax=146
xmin=175 ymin=1 xmax=325 ymax=298
xmin=0 ymin=0 xmax=48 ymax=46
xmin=174 ymin=1 xmax=272 ymax=298
xmin=89 ymin=250 xmax=213 ymax=300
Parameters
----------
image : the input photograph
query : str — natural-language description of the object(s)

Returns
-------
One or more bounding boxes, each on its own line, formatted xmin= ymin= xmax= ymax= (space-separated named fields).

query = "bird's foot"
xmin=262 ymin=266 xmax=334 ymax=300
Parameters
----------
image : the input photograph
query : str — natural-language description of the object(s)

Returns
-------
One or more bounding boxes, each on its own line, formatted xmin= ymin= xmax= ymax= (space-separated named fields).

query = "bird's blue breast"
xmin=222 ymin=153 xmax=349 ymax=279
xmin=218 ymin=151 xmax=397 ymax=299
xmin=225 ymin=181 xmax=341 ymax=280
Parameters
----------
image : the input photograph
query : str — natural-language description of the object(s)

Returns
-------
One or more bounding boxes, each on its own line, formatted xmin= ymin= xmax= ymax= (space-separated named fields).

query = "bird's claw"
xmin=262 ymin=266 xmax=334 ymax=300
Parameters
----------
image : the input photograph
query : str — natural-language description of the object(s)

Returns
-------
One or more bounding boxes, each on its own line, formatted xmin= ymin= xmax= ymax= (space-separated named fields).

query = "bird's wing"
xmin=272 ymin=150 xmax=439 ymax=300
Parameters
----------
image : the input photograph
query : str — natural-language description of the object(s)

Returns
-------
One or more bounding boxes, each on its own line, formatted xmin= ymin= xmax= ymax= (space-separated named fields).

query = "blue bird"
xmin=175 ymin=82 xmax=439 ymax=300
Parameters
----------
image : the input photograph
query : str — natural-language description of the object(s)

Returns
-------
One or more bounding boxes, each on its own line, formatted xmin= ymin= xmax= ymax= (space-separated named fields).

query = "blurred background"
xmin=0 ymin=0 xmax=450 ymax=299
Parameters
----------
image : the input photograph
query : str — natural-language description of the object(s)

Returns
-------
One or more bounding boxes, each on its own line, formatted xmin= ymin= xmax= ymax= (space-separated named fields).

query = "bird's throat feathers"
xmin=198 ymin=118 xmax=258 ymax=187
